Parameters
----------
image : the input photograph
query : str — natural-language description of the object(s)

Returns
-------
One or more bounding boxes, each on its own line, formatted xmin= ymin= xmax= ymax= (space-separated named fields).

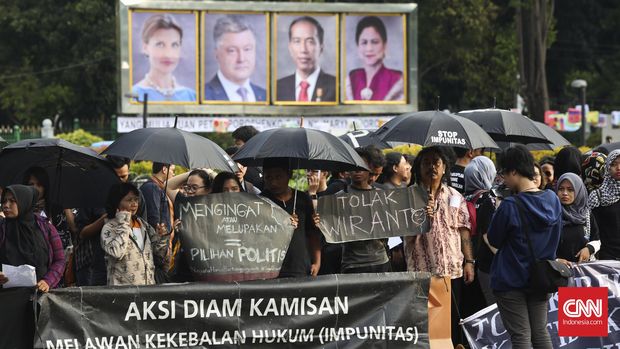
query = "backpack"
xmin=465 ymin=190 xmax=487 ymax=237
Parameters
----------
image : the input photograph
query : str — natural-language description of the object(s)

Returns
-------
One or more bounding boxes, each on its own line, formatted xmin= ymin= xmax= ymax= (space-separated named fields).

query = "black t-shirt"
xmin=450 ymin=165 xmax=466 ymax=194
xmin=261 ymin=190 xmax=319 ymax=277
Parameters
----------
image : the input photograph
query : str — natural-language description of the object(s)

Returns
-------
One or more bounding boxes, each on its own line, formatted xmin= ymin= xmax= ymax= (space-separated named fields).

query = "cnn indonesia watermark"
xmin=558 ymin=287 xmax=608 ymax=337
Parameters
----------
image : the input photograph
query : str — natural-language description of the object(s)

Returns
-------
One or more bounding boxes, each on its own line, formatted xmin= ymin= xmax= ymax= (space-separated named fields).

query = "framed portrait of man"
xmin=273 ymin=14 xmax=339 ymax=105
xmin=342 ymin=14 xmax=407 ymax=104
xmin=129 ymin=10 xmax=199 ymax=104
xmin=202 ymin=12 xmax=269 ymax=104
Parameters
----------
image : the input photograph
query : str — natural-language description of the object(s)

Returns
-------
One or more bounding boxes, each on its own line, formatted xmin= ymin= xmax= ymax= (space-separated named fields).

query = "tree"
xmin=0 ymin=0 xmax=116 ymax=126
xmin=515 ymin=0 xmax=554 ymax=122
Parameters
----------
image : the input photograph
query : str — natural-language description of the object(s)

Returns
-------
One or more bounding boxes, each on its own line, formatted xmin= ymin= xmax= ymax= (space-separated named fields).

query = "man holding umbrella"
xmin=261 ymin=159 xmax=321 ymax=278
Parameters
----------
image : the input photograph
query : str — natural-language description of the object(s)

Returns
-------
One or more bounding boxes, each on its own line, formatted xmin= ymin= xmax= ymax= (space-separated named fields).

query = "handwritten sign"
xmin=176 ymin=192 xmax=294 ymax=282
xmin=317 ymin=186 xmax=429 ymax=243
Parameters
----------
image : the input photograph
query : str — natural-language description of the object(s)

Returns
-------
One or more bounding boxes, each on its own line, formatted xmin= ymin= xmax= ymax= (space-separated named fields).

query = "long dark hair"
xmin=377 ymin=152 xmax=403 ymax=184
xmin=413 ymin=147 xmax=452 ymax=185
xmin=212 ymin=172 xmax=242 ymax=193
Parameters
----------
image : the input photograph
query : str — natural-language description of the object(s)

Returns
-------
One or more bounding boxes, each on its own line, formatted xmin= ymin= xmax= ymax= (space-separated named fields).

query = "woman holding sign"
xmin=101 ymin=183 xmax=169 ymax=286
xmin=405 ymin=146 xmax=473 ymax=347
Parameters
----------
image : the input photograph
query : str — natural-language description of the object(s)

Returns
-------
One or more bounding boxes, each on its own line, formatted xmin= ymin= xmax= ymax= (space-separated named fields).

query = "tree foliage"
xmin=0 ymin=0 xmax=116 ymax=125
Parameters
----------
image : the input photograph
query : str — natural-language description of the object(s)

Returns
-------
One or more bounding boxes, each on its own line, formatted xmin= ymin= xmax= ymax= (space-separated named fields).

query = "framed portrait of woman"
xmin=273 ymin=13 xmax=339 ymax=105
xmin=342 ymin=14 xmax=407 ymax=104
xmin=129 ymin=10 xmax=199 ymax=104
xmin=201 ymin=12 xmax=269 ymax=105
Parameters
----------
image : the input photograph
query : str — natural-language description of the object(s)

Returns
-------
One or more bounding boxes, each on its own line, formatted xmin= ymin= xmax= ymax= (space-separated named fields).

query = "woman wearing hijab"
xmin=555 ymin=173 xmax=600 ymax=263
xmin=582 ymin=152 xmax=607 ymax=193
xmin=588 ymin=149 xmax=620 ymax=260
xmin=0 ymin=185 xmax=65 ymax=292
xmin=464 ymin=156 xmax=499 ymax=306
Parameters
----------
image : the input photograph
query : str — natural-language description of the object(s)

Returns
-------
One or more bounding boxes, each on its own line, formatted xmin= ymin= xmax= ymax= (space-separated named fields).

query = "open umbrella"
xmin=457 ymin=109 xmax=551 ymax=144
xmin=338 ymin=130 xmax=391 ymax=149
xmin=496 ymin=121 xmax=572 ymax=150
xmin=232 ymin=127 xmax=369 ymax=171
xmin=373 ymin=111 xmax=499 ymax=149
xmin=0 ymin=138 xmax=120 ymax=208
xmin=102 ymin=127 xmax=238 ymax=172
xmin=591 ymin=141 xmax=620 ymax=155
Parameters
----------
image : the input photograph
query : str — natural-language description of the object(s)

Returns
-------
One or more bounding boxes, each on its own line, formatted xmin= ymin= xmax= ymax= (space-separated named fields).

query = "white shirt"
xmin=132 ymin=227 xmax=145 ymax=250
xmin=294 ymin=67 xmax=321 ymax=102
xmin=217 ymin=70 xmax=256 ymax=102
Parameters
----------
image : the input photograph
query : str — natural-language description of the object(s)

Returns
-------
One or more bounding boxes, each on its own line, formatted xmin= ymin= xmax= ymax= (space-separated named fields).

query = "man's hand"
xmin=310 ymin=263 xmax=320 ymax=277
xmin=290 ymin=213 xmax=299 ymax=229
xmin=576 ymin=247 xmax=591 ymax=262
xmin=463 ymin=263 xmax=475 ymax=285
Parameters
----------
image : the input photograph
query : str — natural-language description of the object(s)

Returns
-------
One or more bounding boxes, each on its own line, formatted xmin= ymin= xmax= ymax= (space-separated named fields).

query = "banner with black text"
xmin=462 ymin=261 xmax=620 ymax=348
xmin=35 ymin=272 xmax=430 ymax=349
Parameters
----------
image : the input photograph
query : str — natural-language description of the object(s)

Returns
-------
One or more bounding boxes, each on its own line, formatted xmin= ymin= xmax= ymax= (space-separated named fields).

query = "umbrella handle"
xmin=160 ymin=164 xmax=171 ymax=227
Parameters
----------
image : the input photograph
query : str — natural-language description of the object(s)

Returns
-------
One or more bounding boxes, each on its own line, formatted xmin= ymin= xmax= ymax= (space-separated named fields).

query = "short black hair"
xmin=413 ymin=146 xmax=453 ymax=184
xmin=365 ymin=145 xmax=387 ymax=168
xmin=211 ymin=171 xmax=242 ymax=194
xmin=355 ymin=16 xmax=387 ymax=44
xmin=232 ymin=126 xmax=259 ymax=143
xmin=453 ymin=147 xmax=469 ymax=159
xmin=225 ymin=146 xmax=239 ymax=156
xmin=377 ymin=152 xmax=403 ymax=183
xmin=107 ymin=155 xmax=130 ymax=170
xmin=152 ymin=162 xmax=171 ymax=174
xmin=188 ymin=169 xmax=213 ymax=189
xmin=499 ymin=145 xmax=536 ymax=180
xmin=105 ymin=183 xmax=140 ymax=219
xmin=289 ymin=16 xmax=324 ymax=46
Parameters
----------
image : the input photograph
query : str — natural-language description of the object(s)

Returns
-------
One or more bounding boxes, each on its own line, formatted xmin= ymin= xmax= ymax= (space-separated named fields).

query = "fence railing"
xmin=0 ymin=116 xmax=118 ymax=144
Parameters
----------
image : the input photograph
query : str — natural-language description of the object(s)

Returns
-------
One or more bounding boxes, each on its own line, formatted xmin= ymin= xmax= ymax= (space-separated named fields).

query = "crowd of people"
xmin=0 ymin=124 xmax=619 ymax=349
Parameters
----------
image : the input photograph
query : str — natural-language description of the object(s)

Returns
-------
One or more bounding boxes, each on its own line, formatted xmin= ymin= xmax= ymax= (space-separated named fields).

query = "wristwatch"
xmin=310 ymin=194 xmax=318 ymax=200
xmin=464 ymin=259 xmax=476 ymax=266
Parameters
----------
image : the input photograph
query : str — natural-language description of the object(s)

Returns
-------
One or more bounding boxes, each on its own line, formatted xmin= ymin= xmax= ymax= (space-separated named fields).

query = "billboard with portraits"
xmin=342 ymin=14 xmax=407 ymax=104
xmin=129 ymin=10 xmax=199 ymax=104
xmin=118 ymin=1 xmax=417 ymax=115
xmin=272 ymin=14 xmax=339 ymax=105
xmin=202 ymin=12 xmax=269 ymax=104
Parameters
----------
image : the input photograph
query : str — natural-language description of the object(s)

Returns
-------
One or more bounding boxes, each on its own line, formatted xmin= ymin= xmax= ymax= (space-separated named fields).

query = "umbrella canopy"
xmin=373 ymin=111 xmax=499 ymax=149
xmin=591 ymin=141 xmax=620 ymax=155
xmin=496 ymin=121 xmax=572 ymax=150
xmin=232 ymin=128 xmax=368 ymax=171
xmin=338 ymin=130 xmax=391 ymax=149
xmin=102 ymin=127 xmax=238 ymax=172
xmin=0 ymin=138 xmax=120 ymax=208
xmin=457 ymin=109 xmax=551 ymax=144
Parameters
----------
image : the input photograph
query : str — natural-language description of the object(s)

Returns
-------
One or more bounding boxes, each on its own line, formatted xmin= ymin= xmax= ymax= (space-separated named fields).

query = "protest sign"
xmin=176 ymin=192 xmax=294 ymax=281
xmin=462 ymin=261 xmax=620 ymax=349
xmin=317 ymin=186 xmax=429 ymax=243
xmin=35 ymin=272 xmax=431 ymax=349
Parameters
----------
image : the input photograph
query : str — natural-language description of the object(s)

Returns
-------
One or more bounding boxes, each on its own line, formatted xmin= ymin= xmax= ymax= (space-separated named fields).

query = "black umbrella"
xmin=0 ymin=138 xmax=120 ymax=208
xmin=457 ymin=109 xmax=551 ymax=144
xmin=591 ymin=141 xmax=620 ymax=155
xmin=496 ymin=121 xmax=572 ymax=150
xmin=373 ymin=111 xmax=499 ymax=149
xmin=232 ymin=127 xmax=369 ymax=171
xmin=102 ymin=127 xmax=238 ymax=172
xmin=338 ymin=130 xmax=391 ymax=149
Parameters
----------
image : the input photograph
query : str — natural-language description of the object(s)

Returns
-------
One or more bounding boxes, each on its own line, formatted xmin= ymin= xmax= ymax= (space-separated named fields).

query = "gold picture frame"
xmin=272 ymin=13 xmax=340 ymax=106
xmin=128 ymin=9 xmax=200 ymax=105
xmin=201 ymin=11 xmax=270 ymax=105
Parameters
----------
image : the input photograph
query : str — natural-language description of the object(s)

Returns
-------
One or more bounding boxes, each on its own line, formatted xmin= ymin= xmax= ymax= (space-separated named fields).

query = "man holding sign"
xmin=260 ymin=159 xmax=322 ymax=278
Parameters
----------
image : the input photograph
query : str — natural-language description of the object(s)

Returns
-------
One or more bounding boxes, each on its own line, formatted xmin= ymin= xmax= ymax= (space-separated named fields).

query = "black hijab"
xmin=0 ymin=185 xmax=49 ymax=280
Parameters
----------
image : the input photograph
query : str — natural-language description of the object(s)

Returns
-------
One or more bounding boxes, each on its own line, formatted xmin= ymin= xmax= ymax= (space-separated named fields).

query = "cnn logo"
xmin=562 ymin=299 xmax=603 ymax=318
xmin=558 ymin=287 xmax=608 ymax=337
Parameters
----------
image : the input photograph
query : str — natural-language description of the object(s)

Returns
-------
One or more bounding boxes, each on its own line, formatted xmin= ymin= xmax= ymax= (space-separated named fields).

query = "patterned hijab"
xmin=589 ymin=149 xmax=620 ymax=208
xmin=556 ymin=173 xmax=588 ymax=226
xmin=582 ymin=151 xmax=607 ymax=192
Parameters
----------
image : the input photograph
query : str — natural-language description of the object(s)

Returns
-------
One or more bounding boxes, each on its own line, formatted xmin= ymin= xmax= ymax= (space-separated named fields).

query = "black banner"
xmin=35 ymin=272 xmax=430 ymax=348
xmin=317 ymin=186 xmax=429 ymax=243
xmin=176 ymin=192 xmax=294 ymax=281
xmin=462 ymin=261 xmax=620 ymax=348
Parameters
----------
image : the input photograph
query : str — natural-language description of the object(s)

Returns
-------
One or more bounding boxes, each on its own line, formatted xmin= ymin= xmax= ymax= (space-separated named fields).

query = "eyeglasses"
xmin=183 ymin=185 xmax=207 ymax=192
